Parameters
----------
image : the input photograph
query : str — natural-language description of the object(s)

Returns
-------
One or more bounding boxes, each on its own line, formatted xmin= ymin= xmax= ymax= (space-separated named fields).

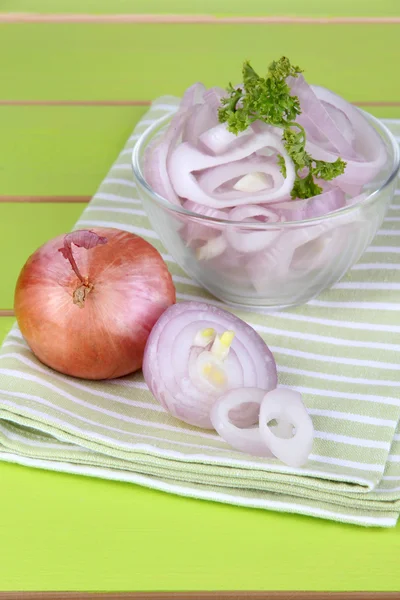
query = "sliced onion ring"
xmin=210 ymin=388 xmax=274 ymax=456
xmin=144 ymin=110 xmax=188 ymax=206
xmin=168 ymin=132 xmax=295 ymax=208
xmin=267 ymin=186 xmax=346 ymax=221
xmin=197 ymin=156 xmax=285 ymax=203
xmin=181 ymin=200 xmax=227 ymax=245
xmin=259 ymin=388 xmax=314 ymax=467
xmin=226 ymin=205 xmax=283 ymax=253
xmin=203 ymin=86 xmax=226 ymax=111
xmin=289 ymin=74 xmax=356 ymax=157
xmin=307 ymin=85 xmax=387 ymax=186
xmin=199 ymin=122 xmax=253 ymax=155
xmin=182 ymin=103 xmax=219 ymax=147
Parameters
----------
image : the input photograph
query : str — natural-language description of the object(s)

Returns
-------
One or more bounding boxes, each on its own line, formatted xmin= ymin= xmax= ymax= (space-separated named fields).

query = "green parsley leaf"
xmin=291 ymin=173 xmax=323 ymax=200
xmin=218 ymin=56 xmax=347 ymax=199
xmin=312 ymin=157 xmax=347 ymax=181
xmin=277 ymin=154 xmax=287 ymax=178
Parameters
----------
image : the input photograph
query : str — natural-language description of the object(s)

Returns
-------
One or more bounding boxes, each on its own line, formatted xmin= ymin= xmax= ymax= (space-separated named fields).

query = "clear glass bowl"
xmin=132 ymin=112 xmax=400 ymax=309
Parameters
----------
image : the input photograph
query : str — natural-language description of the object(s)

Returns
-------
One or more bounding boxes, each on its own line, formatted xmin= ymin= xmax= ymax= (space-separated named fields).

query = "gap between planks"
xmin=0 ymin=196 xmax=90 ymax=203
xmin=1 ymin=13 xmax=400 ymax=24
xmin=0 ymin=100 xmax=151 ymax=106
xmin=0 ymin=100 xmax=399 ymax=107
xmin=1 ymin=593 xmax=400 ymax=600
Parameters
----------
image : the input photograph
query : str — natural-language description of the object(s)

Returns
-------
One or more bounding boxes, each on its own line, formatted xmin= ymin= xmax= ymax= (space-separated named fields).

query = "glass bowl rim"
xmin=131 ymin=108 xmax=400 ymax=229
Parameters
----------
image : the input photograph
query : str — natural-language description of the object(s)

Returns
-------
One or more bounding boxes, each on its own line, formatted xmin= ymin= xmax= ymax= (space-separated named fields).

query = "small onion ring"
xmin=226 ymin=205 xmax=283 ymax=253
xmin=259 ymin=388 xmax=314 ymax=467
xmin=210 ymin=388 xmax=274 ymax=456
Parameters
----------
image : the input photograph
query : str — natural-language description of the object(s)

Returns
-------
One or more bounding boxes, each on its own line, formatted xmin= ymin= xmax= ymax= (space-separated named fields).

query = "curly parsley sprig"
xmin=218 ymin=57 xmax=346 ymax=199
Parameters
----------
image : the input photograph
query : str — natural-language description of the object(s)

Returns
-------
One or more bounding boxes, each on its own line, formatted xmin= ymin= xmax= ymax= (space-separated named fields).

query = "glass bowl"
xmin=132 ymin=111 xmax=399 ymax=309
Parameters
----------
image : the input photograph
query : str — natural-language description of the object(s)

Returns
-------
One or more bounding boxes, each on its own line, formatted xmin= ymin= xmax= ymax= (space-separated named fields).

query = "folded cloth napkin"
xmin=0 ymin=98 xmax=399 ymax=527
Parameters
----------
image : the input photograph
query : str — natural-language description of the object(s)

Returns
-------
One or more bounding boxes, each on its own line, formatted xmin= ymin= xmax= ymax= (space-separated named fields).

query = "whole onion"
xmin=14 ymin=228 xmax=176 ymax=380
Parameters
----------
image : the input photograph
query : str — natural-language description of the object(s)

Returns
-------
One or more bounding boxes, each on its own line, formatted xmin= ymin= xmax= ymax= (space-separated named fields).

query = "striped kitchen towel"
xmin=0 ymin=97 xmax=399 ymax=527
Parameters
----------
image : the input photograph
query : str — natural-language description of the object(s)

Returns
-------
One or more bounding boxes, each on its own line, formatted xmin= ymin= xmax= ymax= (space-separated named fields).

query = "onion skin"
xmin=14 ymin=227 xmax=176 ymax=380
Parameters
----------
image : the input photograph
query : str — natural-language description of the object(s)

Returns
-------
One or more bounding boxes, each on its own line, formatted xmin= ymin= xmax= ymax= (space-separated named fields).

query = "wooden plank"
xmin=1 ymin=458 xmax=400 ymax=593
xmin=0 ymin=100 xmax=150 ymax=106
xmin=0 ymin=24 xmax=398 ymax=103
xmin=0 ymin=196 xmax=90 ymax=202
xmin=0 ymin=317 xmax=14 ymax=344
xmin=0 ymin=593 xmax=399 ymax=600
xmin=0 ymin=106 xmax=145 ymax=195
xmin=2 ymin=0 xmax=400 ymax=17
xmin=1 ymin=14 xmax=400 ymax=24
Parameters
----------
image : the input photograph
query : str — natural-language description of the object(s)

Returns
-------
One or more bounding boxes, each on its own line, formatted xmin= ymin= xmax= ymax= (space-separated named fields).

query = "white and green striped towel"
xmin=0 ymin=97 xmax=399 ymax=527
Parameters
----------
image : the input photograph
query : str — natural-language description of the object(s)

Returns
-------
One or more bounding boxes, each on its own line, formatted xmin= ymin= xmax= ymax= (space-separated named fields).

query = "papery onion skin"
xmin=14 ymin=228 xmax=176 ymax=380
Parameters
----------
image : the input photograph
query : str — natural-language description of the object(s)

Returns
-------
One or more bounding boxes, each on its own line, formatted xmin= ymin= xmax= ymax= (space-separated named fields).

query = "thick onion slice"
xmin=259 ymin=388 xmax=314 ymax=467
xmin=168 ymin=132 xmax=295 ymax=208
xmin=289 ymin=74 xmax=356 ymax=157
xmin=202 ymin=86 xmax=226 ymax=111
xmin=182 ymin=103 xmax=219 ymax=147
xmin=196 ymin=235 xmax=228 ymax=261
xmin=181 ymin=200 xmax=227 ymax=245
xmin=226 ymin=205 xmax=283 ymax=253
xmin=210 ymin=387 xmax=314 ymax=465
xmin=210 ymin=388 xmax=274 ymax=456
xmin=144 ymin=110 xmax=189 ymax=206
xmin=197 ymin=155 xmax=285 ymax=202
xmin=142 ymin=301 xmax=277 ymax=429
xmin=245 ymin=221 xmax=336 ymax=292
xmin=306 ymin=85 xmax=387 ymax=186
xmin=322 ymin=101 xmax=356 ymax=147
xmin=199 ymin=122 xmax=253 ymax=154
xmin=180 ymin=82 xmax=207 ymax=110
xmin=267 ymin=186 xmax=346 ymax=221
xmin=144 ymin=83 xmax=206 ymax=205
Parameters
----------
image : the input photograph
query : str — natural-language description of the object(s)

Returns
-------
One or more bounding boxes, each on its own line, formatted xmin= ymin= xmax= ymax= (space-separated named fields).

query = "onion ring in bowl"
xmin=306 ymin=85 xmax=387 ymax=187
xmin=168 ymin=132 xmax=295 ymax=208
xmin=226 ymin=205 xmax=283 ymax=253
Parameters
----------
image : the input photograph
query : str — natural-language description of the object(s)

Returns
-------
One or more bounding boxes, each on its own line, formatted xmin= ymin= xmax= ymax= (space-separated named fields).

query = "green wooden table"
xmin=0 ymin=1 xmax=400 ymax=594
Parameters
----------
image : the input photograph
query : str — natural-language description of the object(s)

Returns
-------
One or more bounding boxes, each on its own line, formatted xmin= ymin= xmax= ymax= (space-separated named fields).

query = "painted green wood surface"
xmin=1 ymin=459 xmax=400 ymax=592
xmin=0 ymin=24 xmax=399 ymax=102
xmin=0 ymin=318 xmax=14 ymax=342
xmin=3 ymin=0 xmax=400 ymax=17
xmin=0 ymin=8 xmax=400 ymax=593
xmin=0 ymin=107 xmax=147 ymax=195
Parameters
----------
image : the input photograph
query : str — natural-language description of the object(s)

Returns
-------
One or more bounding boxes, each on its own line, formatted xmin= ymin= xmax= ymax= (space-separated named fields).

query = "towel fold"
xmin=1 ymin=98 xmax=399 ymax=527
